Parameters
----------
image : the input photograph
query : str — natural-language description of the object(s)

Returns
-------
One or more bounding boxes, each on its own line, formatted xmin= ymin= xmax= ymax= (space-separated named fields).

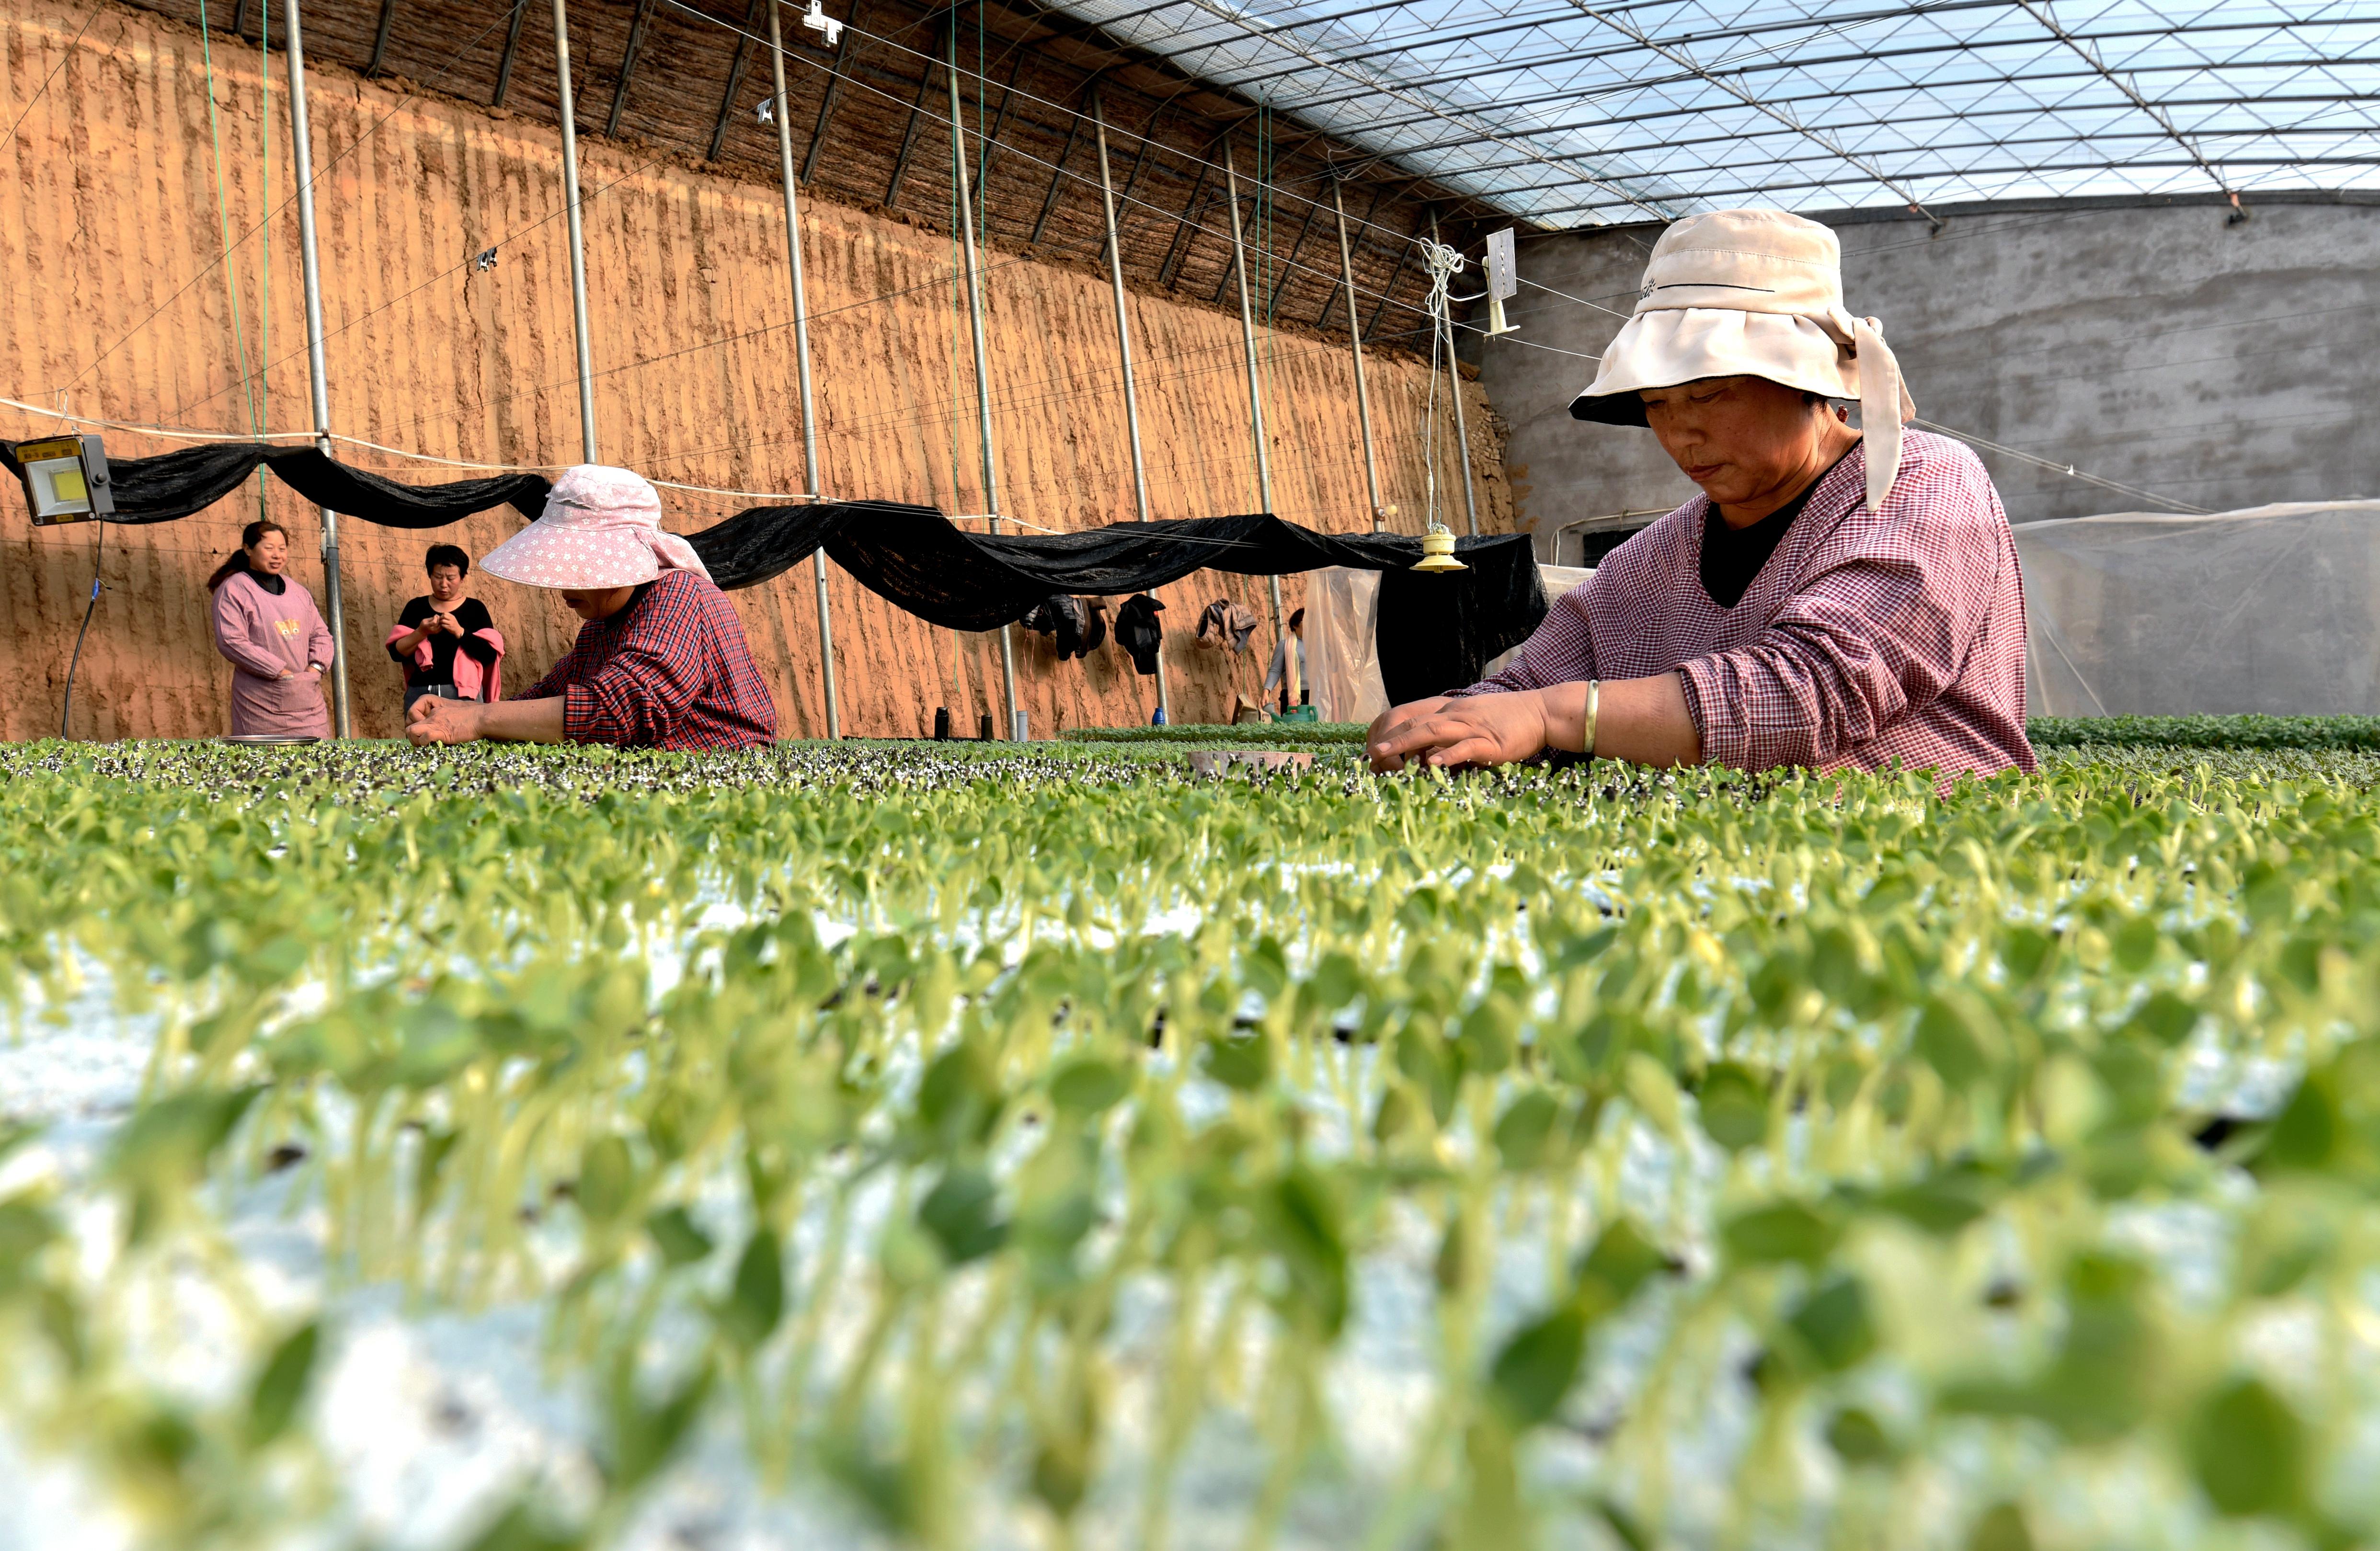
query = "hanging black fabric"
xmin=3 ymin=438 xmax=1545 ymax=700
xmin=1115 ymin=594 xmax=1165 ymax=676
xmin=0 ymin=440 xmax=549 ymax=527
xmin=265 ymin=449 xmax=549 ymax=528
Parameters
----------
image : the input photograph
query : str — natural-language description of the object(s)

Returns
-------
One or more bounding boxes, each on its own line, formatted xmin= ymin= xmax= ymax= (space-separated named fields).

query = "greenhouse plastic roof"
xmin=1040 ymin=0 xmax=2380 ymax=227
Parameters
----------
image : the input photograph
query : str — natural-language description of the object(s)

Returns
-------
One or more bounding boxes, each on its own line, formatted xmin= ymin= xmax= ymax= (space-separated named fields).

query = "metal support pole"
xmin=1092 ymin=91 xmax=1166 ymax=723
xmin=949 ymin=35 xmax=1021 ymax=739
xmin=1223 ymin=139 xmax=1284 ymax=644
xmin=1430 ymin=210 xmax=1479 ymax=536
xmin=552 ymin=0 xmax=599 ymax=462
xmin=1332 ymin=178 xmax=1386 ymax=534
xmin=767 ymin=0 xmax=839 ymax=738
xmin=283 ymin=0 xmax=351 ymax=737
xmin=1091 ymin=95 xmax=1152 ymax=527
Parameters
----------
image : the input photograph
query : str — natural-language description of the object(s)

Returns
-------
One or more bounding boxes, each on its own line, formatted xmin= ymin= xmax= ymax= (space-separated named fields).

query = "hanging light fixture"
xmin=1412 ymin=520 xmax=1466 ymax=572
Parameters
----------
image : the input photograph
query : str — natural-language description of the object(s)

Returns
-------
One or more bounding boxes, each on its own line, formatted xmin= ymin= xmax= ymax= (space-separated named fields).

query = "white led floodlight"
xmin=13 ymin=434 xmax=114 ymax=525
xmin=1484 ymin=228 xmax=1517 ymax=337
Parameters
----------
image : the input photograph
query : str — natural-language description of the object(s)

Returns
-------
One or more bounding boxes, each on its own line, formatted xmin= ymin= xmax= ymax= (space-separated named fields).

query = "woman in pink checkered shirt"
xmin=404 ymin=467 xmax=776 ymax=753
xmin=1369 ymin=209 xmax=2035 ymax=784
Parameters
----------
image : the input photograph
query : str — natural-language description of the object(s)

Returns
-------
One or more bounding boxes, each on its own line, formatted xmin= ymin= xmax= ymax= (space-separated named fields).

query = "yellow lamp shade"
xmin=1412 ymin=522 xmax=1467 ymax=572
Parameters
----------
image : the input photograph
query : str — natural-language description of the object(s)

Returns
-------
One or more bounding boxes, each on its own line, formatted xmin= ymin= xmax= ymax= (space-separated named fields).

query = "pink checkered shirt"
xmin=1462 ymin=431 xmax=2037 ymax=779
xmin=521 ymin=570 xmax=778 ymax=752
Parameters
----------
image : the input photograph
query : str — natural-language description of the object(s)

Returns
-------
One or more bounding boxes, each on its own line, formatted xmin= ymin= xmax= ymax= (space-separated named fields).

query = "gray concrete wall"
xmin=1473 ymin=194 xmax=2380 ymax=562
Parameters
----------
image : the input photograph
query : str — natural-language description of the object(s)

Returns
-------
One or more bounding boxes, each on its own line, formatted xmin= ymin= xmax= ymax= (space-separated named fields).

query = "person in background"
xmin=207 ymin=518 xmax=335 ymax=739
xmin=386 ymin=543 xmax=504 ymax=712
xmin=403 ymin=466 xmax=776 ymax=752
xmin=1262 ymin=608 xmax=1307 ymax=711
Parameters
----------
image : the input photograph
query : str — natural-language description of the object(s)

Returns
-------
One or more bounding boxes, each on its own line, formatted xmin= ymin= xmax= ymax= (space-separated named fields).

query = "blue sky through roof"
xmin=1044 ymin=0 xmax=2380 ymax=225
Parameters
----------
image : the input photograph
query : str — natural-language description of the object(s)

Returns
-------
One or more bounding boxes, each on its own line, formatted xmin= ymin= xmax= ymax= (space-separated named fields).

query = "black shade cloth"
xmin=5 ymin=439 xmax=1544 ymax=701
xmin=0 ymin=439 xmax=550 ymax=526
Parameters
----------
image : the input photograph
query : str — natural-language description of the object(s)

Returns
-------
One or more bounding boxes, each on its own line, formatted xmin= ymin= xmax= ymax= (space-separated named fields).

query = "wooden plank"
xmin=1155 ymin=151 xmax=1213 ymax=288
xmin=970 ymin=46 xmax=1030 ymax=196
xmin=492 ymin=0 xmax=528 ymax=107
xmin=1027 ymin=101 xmax=1086 ymax=247
xmin=881 ymin=34 xmax=947 ymax=211
xmin=366 ymin=0 xmax=396 ymax=76
xmin=705 ymin=0 xmax=765 ymax=160
xmin=1312 ymin=182 xmax=1387 ymax=328
xmin=605 ymin=0 xmax=661 ymax=137
xmin=799 ymin=0 xmax=865 ymax=184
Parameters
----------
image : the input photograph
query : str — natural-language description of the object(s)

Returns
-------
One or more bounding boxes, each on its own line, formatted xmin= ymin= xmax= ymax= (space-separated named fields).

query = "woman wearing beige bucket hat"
xmin=405 ymin=466 xmax=778 ymax=751
xmin=1369 ymin=208 xmax=2035 ymax=782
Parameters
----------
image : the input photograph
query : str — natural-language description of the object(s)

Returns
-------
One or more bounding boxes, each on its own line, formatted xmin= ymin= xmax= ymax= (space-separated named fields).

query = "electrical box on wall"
xmin=13 ymin=434 xmax=114 ymax=525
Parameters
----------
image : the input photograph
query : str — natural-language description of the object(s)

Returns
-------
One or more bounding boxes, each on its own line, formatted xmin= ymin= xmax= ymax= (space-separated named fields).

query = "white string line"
xmin=156 ymin=126 xmax=762 ymax=428
xmin=47 ymin=0 xmax=535 ymax=401
xmin=1075 ymin=0 xmax=1678 ymax=225
xmin=153 ymin=25 xmax=1442 ymax=439
xmin=655 ymin=0 xmax=1502 ymax=302
xmin=1517 ymin=274 xmax=1634 ymax=319
xmin=0 ymin=395 xmax=314 ymax=444
xmin=0 ymin=397 xmax=819 ymax=501
xmin=136 ymin=0 xmax=1470 ymax=442
xmin=696 ymin=0 xmax=1506 ymax=253
xmin=1471 ymin=286 xmax=2213 ymax=510
xmin=1909 ymin=418 xmax=2211 ymax=514
xmin=0 ymin=3 xmax=115 ymax=159
xmin=164 ymin=85 xmax=1495 ymax=458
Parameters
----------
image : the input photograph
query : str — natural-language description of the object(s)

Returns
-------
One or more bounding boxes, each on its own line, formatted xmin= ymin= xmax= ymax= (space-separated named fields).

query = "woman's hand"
xmin=435 ymin=611 xmax=466 ymax=638
xmin=407 ymin=696 xmax=485 ymax=747
xmin=1367 ymin=691 xmax=1551 ymax=772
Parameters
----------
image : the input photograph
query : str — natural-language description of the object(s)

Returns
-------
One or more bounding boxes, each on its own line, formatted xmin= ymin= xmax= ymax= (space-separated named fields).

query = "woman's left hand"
xmin=1367 ymin=690 xmax=1551 ymax=772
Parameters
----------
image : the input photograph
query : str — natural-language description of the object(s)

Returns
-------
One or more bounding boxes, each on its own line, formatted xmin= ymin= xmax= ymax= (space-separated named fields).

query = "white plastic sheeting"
xmin=2014 ymin=501 xmax=2380 ymax=717
xmin=1306 ymin=565 xmax=1595 ymax=722
xmin=1305 ymin=568 xmax=1388 ymax=725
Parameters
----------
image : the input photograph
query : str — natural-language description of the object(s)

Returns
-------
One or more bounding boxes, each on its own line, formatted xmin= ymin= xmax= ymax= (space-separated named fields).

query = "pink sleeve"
xmin=473 ymin=627 xmax=505 ymax=702
xmin=211 ymin=582 xmax=287 ymax=679
xmin=1450 ymin=585 xmax=1600 ymax=697
xmin=1677 ymin=459 xmax=2005 ymax=771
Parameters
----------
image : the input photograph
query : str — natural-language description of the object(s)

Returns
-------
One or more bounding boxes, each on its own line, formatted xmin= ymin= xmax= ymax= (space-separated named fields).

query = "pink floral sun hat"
xmin=480 ymin=465 xmax=713 ymax=589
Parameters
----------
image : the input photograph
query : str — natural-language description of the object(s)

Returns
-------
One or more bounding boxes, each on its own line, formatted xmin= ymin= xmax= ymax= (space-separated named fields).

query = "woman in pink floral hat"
xmin=403 ymin=466 xmax=777 ymax=752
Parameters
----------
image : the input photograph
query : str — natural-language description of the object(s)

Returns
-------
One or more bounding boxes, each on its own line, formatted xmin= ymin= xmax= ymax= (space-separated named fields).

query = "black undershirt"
xmin=389 ymin=595 xmax=498 ymax=687
xmin=1699 ymin=446 xmax=1854 ymax=609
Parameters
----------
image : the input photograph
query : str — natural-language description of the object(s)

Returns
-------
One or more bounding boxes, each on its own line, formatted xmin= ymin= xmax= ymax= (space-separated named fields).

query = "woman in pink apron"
xmin=207 ymin=520 xmax=335 ymax=738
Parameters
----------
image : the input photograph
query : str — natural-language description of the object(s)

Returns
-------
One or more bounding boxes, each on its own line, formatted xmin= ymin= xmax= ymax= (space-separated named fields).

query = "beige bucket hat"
xmin=1570 ymin=208 xmax=1917 ymax=509
xmin=480 ymin=465 xmax=713 ymax=590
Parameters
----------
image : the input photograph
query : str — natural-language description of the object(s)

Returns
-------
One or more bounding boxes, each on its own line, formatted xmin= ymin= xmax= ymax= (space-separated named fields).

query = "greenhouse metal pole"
xmin=1092 ymin=91 xmax=1166 ymax=724
xmin=767 ymin=0 xmax=839 ymax=738
xmin=949 ymin=39 xmax=1021 ymax=739
xmin=1332 ymin=178 xmax=1385 ymax=534
xmin=552 ymin=0 xmax=599 ymax=462
xmin=1223 ymin=139 xmax=1285 ymax=644
xmin=1429 ymin=210 xmax=1478 ymax=536
xmin=283 ymin=0 xmax=351 ymax=738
